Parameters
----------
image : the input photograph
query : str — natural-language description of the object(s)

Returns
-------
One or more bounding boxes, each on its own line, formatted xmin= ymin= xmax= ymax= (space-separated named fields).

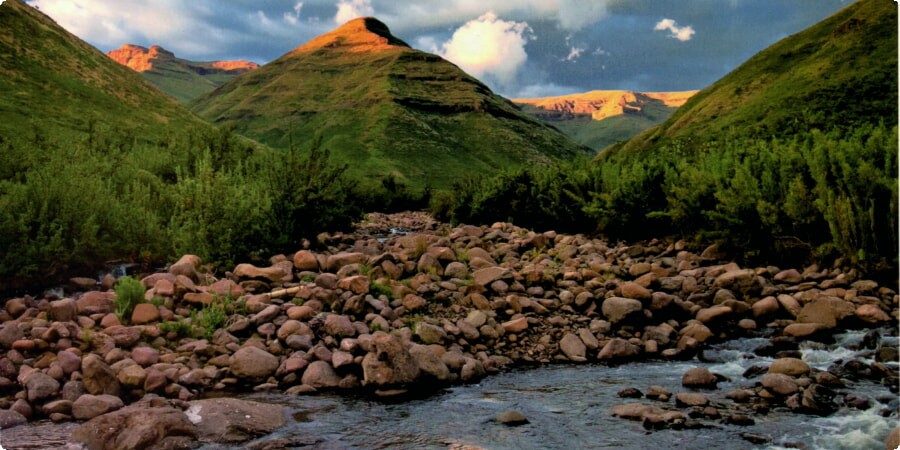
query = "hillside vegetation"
xmin=436 ymin=0 xmax=898 ymax=273
xmin=191 ymin=17 xmax=588 ymax=191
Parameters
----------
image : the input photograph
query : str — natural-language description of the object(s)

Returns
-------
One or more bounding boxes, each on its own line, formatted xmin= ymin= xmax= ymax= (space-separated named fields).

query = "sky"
xmin=26 ymin=0 xmax=852 ymax=98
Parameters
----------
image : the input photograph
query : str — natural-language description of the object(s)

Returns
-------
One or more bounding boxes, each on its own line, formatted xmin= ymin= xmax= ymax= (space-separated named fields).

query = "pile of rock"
xmin=0 ymin=213 xmax=895 ymax=448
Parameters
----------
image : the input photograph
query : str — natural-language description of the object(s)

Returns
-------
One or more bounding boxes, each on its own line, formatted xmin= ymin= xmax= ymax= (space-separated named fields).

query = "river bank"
xmin=0 ymin=212 xmax=896 ymax=449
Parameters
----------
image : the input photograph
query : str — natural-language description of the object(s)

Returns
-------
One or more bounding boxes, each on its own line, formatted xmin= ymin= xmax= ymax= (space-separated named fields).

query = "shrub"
xmin=114 ymin=276 xmax=145 ymax=321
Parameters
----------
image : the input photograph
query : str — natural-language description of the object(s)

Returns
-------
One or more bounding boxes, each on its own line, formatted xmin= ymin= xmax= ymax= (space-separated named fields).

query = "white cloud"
xmin=283 ymin=2 xmax=303 ymax=26
xmin=565 ymin=46 xmax=584 ymax=61
xmin=557 ymin=0 xmax=608 ymax=31
xmin=335 ymin=0 xmax=374 ymax=25
xmin=654 ymin=18 xmax=695 ymax=42
xmin=436 ymin=12 xmax=531 ymax=85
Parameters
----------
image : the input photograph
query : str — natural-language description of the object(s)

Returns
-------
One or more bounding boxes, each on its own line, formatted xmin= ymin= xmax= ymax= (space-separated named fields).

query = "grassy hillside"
xmin=0 ymin=1 xmax=362 ymax=291
xmin=0 ymin=1 xmax=208 ymax=143
xmin=192 ymin=18 xmax=588 ymax=190
xmin=617 ymin=0 xmax=897 ymax=153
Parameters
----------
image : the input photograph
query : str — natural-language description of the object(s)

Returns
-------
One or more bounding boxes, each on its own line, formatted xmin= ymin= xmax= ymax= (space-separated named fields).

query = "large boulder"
xmin=409 ymin=345 xmax=451 ymax=381
xmin=362 ymin=332 xmax=420 ymax=388
xmin=714 ymin=269 xmax=761 ymax=294
xmin=559 ymin=333 xmax=587 ymax=362
xmin=25 ymin=372 xmax=60 ymax=402
xmin=768 ymin=358 xmax=810 ymax=377
xmin=300 ymin=361 xmax=342 ymax=389
xmin=293 ymin=250 xmax=319 ymax=271
xmin=49 ymin=298 xmax=78 ymax=322
xmin=682 ymin=367 xmax=718 ymax=389
xmin=797 ymin=295 xmax=855 ymax=328
xmin=473 ymin=266 xmax=511 ymax=287
xmin=325 ymin=252 xmax=367 ymax=272
xmin=601 ymin=297 xmax=643 ymax=324
xmin=70 ymin=406 xmax=197 ymax=450
xmin=761 ymin=373 xmax=799 ymax=396
xmin=230 ymin=347 xmax=279 ymax=381
xmin=72 ymin=394 xmax=125 ymax=420
xmin=597 ymin=338 xmax=640 ymax=360
xmin=82 ymin=354 xmax=121 ymax=397
xmin=186 ymin=398 xmax=287 ymax=443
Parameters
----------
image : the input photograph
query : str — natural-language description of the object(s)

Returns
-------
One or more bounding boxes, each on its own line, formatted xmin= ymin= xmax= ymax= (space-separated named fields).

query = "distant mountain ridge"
xmin=513 ymin=90 xmax=697 ymax=151
xmin=191 ymin=17 xmax=589 ymax=189
xmin=107 ymin=44 xmax=259 ymax=103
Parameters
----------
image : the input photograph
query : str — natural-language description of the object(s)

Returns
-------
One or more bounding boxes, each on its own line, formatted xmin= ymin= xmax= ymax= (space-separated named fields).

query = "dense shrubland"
xmin=0 ymin=127 xmax=363 ymax=291
xmin=439 ymin=123 xmax=898 ymax=272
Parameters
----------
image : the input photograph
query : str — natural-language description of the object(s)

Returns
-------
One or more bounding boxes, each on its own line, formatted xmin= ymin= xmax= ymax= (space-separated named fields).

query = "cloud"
xmin=557 ymin=0 xmax=608 ymax=30
xmin=436 ymin=12 xmax=531 ymax=85
xmin=654 ymin=18 xmax=695 ymax=41
xmin=283 ymin=2 xmax=303 ymax=26
xmin=564 ymin=46 xmax=584 ymax=61
xmin=335 ymin=0 xmax=374 ymax=25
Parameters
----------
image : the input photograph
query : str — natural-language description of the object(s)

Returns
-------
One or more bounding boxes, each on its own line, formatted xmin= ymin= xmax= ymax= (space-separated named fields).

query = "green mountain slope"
xmin=0 ymin=0 xmax=209 ymax=142
xmin=107 ymin=44 xmax=259 ymax=103
xmin=191 ymin=17 xmax=589 ymax=189
xmin=616 ymin=0 xmax=897 ymax=154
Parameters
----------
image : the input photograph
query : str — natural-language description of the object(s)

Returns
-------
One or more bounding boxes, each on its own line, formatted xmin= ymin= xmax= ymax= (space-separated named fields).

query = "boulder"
xmin=130 ymin=304 xmax=160 ymax=325
xmin=409 ymin=345 xmax=451 ymax=381
xmin=501 ymin=317 xmax=528 ymax=333
xmin=768 ymin=358 xmax=810 ymax=377
xmin=49 ymin=298 xmax=78 ymax=322
xmin=234 ymin=263 xmax=288 ymax=282
xmin=473 ymin=266 xmax=511 ymax=287
xmin=797 ymin=296 xmax=855 ymax=328
xmin=70 ymin=406 xmax=197 ymax=450
xmin=338 ymin=275 xmax=370 ymax=295
xmin=230 ymin=347 xmax=279 ymax=381
xmin=0 ymin=410 xmax=26 ymax=429
xmin=72 ymin=394 xmax=125 ymax=420
xmin=76 ymin=291 xmax=115 ymax=315
xmin=169 ymin=254 xmax=201 ymax=279
xmin=886 ymin=427 xmax=900 ymax=450
xmin=495 ymin=410 xmax=529 ymax=426
xmin=293 ymin=250 xmax=319 ymax=271
xmin=362 ymin=332 xmax=420 ymax=388
xmin=131 ymin=347 xmax=160 ymax=367
xmin=601 ymin=297 xmax=643 ymax=324
xmin=25 ymin=372 xmax=60 ymax=402
xmin=783 ymin=323 xmax=828 ymax=338
xmin=761 ymin=373 xmax=799 ymax=396
xmin=776 ymin=294 xmax=802 ymax=318
xmin=597 ymin=338 xmax=640 ymax=360
xmin=414 ymin=322 xmax=446 ymax=345
xmin=696 ymin=306 xmax=732 ymax=324
xmin=752 ymin=296 xmax=780 ymax=318
xmin=559 ymin=333 xmax=587 ymax=362
xmin=325 ymin=252 xmax=367 ymax=272
xmin=82 ymin=354 xmax=121 ymax=396
xmin=300 ymin=361 xmax=342 ymax=389
xmin=619 ymin=282 xmax=651 ymax=301
xmin=117 ymin=365 xmax=147 ymax=388
xmin=675 ymin=393 xmax=709 ymax=407
xmin=187 ymin=398 xmax=287 ymax=443
xmin=682 ymin=367 xmax=718 ymax=389
xmin=0 ymin=323 xmax=23 ymax=349
xmin=801 ymin=384 xmax=838 ymax=416
xmin=855 ymin=304 xmax=890 ymax=324
xmin=444 ymin=262 xmax=468 ymax=280
xmin=323 ymin=314 xmax=356 ymax=338
xmin=714 ymin=269 xmax=760 ymax=294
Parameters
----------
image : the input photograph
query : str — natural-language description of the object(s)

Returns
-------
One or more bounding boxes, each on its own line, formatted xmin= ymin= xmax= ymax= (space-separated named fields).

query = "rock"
xmin=76 ymin=291 xmax=115 ymax=315
xmin=72 ymin=394 xmax=125 ymax=420
xmin=323 ymin=314 xmax=356 ymax=338
xmin=117 ymin=364 xmax=147 ymax=388
xmin=495 ymin=410 xmax=529 ymax=426
xmin=414 ymin=322 xmax=446 ymax=345
xmin=501 ymin=317 xmax=528 ymax=333
xmin=714 ymin=269 xmax=760 ymax=294
xmin=230 ymin=347 xmax=279 ymax=381
xmin=187 ymin=398 xmax=287 ymax=443
xmin=601 ymin=297 xmax=643 ymax=324
xmin=25 ymin=372 xmax=60 ymax=402
xmin=797 ymin=295 xmax=854 ymax=328
xmin=464 ymin=310 xmax=488 ymax=328
xmin=619 ymin=282 xmax=651 ymax=301
xmin=768 ymin=358 xmax=810 ymax=377
xmin=293 ymin=250 xmax=319 ymax=271
xmin=645 ymin=386 xmax=671 ymax=401
xmin=234 ymin=263 xmax=288 ymax=282
xmin=57 ymin=351 xmax=81 ymax=374
xmin=855 ymin=304 xmax=890 ymax=323
xmin=597 ymin=338 xmax=640 ymax=360
xmin=169 ymin=254 xmax=201 ymax=279
xmin=560 ymin=333 xmax=587 ymax=362
xmin=402 ymin=294 xmax=427 ymax=312
xmin=130 ymin=303 xmax=160 ymax=324
xmin=577 ymin=328 xmax=599 ymax=350
xmin=761 ymin=373 xmax=799 ymax=396
xmin=682 ymin=367 xmax=718 ymax=389
xmin=460 ymin=358 xmax=485 ymax=383
xmin=783 ymin=323 xmax=828 ymax=338
xmin=325 ymin=252 xmax=367 ymax=272
xmin=886 ymin=426 xmax=900 ymax=450
xmin=338 ymin=275 xmax=370 ymax=295
xmin=675 ymin=392 xmax=709 ymax=407
xmin=679 ymin=323 xmax=712 ymax=343
xmin=801 ymin=384 xmax=838 ymax=416
xmin=0 ymin=410 xmax=27 ymax=429
xmin=82 ymin=354 xmax=121 ymax=396
xmin=0 ymin=323 xmax=23 ymax=349
xmin=776 ymin=294 xmax=802 ymax=318
xmin=774 ymin=269 xmax=803 ymax=283
xmin=49 ymin=298 xmax=78 ymax=322
xmin=206 ymin=279 xmax=244 ymax=298
xmin=473 ymin=266 xmax=510 ymax=287
xmin=70 ymin=406 xmax=197 ymax=450
xmin=301 ymin=361 xmax=342 ymax=389
xmin=131 ymin=347 xmax=160 ymax=366
xmin=444 ymin=261 xmax=468 ymax=280
xmin=696 ymin=306 xmax=732 ymax=324
xmin=362 ymin=333 xmax=420 ymax=387
xmin=409 ymin=345 xmax=451 ymax=381
xmin=752 ymin=296 xmax=780 ymax=318
xmin=617 ymin=387 xmax=643 ymax=398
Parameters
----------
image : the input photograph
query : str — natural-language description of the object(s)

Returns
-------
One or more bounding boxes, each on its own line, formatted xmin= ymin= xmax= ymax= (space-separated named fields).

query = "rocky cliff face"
xmin=107 ymin=44 xmax=259 ymax=75
xmin=514 ymin=90 xmax=698 ymax=122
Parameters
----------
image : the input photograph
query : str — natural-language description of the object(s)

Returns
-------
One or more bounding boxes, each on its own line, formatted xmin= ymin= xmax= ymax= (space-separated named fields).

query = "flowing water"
xmin=3 ymin=330 xmax=896 ymax=450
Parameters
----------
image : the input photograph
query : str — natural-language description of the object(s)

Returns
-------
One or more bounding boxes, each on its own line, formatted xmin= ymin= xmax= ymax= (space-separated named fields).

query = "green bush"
xmin=114 ymin=276 xmax=145 ymax=321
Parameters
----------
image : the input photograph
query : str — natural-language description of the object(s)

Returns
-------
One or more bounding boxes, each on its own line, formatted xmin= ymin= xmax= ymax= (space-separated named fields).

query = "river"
xmin=3 ymin=329 xmax=896 ymax=450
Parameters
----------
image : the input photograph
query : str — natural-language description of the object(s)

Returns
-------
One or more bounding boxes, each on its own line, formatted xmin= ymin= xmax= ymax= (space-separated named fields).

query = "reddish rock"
xmin=301 ymin=361 xmax=342 ymax=388
xmin=130 ymin=304 xmax=160 ymax=325
xmin=855 ymin=304 xmax=890 ymax=323
xmin=502 ymin=317 xmax=528 ymax=333
xmin=293 ymin=250 xmax=319 ymax=271
xmin=49 ymin=298 xmax=78 ymax=322
xmin=72 ymin=394 xmax=124 ymax=420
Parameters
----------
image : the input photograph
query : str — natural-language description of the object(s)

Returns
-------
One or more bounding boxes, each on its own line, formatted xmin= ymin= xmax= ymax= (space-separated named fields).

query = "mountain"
xmin=108 ymin=44 xmax=259 ymax=103
xmin=514 ymin=90 xmax=697 ymax=151
xmin=0 ymin=0 xmax=209 ymax=142
xmin=615 ymin=0 xmax=897 ymax=154
xmin=191 ymin=17 xmax=589 ymax=189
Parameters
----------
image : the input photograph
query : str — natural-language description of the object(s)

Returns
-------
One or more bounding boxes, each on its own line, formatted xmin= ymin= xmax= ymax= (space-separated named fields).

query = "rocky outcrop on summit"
xmin=514 ymin=90 xmax=698 ymax=122
xmin=107 ymin=44 xmax=258 ymax=75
